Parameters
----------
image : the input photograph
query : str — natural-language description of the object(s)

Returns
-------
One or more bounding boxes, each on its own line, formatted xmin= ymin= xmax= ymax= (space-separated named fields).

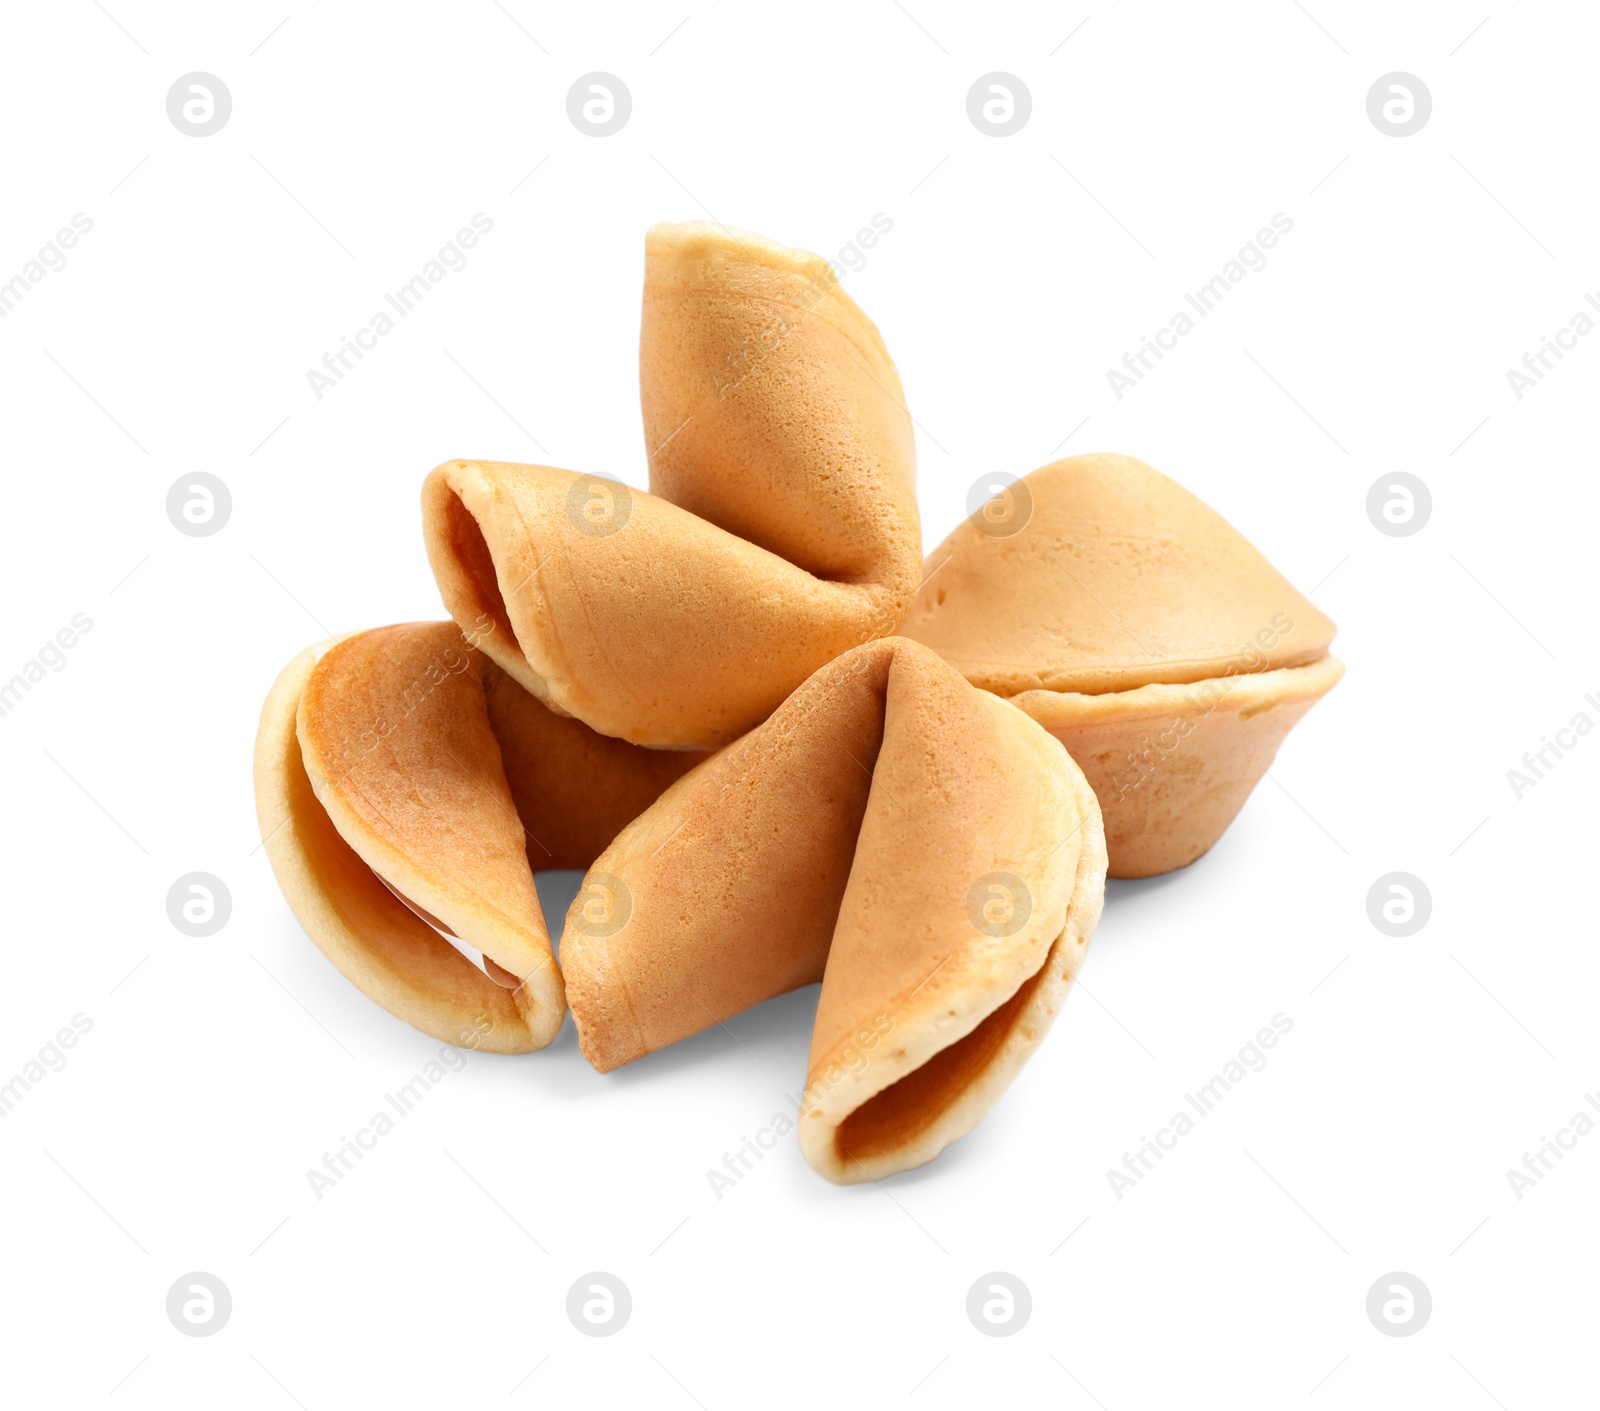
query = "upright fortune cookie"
xmin=903 ymin=454 xmax=1343 ymax=877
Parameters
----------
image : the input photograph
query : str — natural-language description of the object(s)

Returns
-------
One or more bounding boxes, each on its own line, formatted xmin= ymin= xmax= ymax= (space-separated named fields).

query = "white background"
xmin=2 ymin=1 xmax=1595 ymax=1406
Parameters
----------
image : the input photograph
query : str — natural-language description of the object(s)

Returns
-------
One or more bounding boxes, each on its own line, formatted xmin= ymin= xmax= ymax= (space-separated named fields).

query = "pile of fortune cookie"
xmin=253 ymin=222 xmax=1342 ymax=1184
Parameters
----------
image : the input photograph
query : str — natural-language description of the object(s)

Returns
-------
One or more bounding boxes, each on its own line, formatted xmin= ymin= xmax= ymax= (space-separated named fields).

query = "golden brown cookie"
xmin=902 ymin=454 xmax=1343 ymax=877
xmin=253 ymin=621 xmax=701 ymax=1051
xmin=558 ymin=637 xmax=1107 ymax=1182
xmin=422 ymin=222 xmax=921 ymax=750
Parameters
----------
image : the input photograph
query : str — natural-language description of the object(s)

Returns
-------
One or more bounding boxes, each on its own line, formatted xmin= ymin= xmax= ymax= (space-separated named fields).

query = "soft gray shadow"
xmin=1103 ymin=835 xmax=1226 ymax=907
xmin=536 ymin=868 xmax=822 ymax=1083
xmin=602 ymin=981 xmax=822 ymax=1087
xmin=532 ymin=867 xmax=824 ymax=1090
xmin=1103 ymin=867 xmax=1194 ymax=906
xmin=534 ymin=869 xmax=585 ymax=956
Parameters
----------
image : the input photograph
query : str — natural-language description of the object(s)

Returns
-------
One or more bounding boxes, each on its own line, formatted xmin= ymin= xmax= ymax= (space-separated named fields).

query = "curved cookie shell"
xmin=904 ymin=453 xmax=1335 ymax=696
xmin=423 ymin=222 xmax=921 ymax=750
xmin=902 ymin=454 xmax=1343 ymax=878
xmin=1013 ymin=657 xmax=1344 ymax=878
xmin=559 ymin=637 xmax=1108 ymax=1182
xmin=253 ymin=621 xmax=701 ymax=1051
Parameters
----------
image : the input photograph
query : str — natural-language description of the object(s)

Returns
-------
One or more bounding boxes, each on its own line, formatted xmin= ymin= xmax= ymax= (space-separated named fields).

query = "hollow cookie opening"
xmin=828 ymin=941 xmax=1056 ymax=1170
xmin=252 ymin=642 xmax=548 ymax=1053
xmin=435 ymin=486 xmax=515 ymax=651
xmin=258 ymin=622 xmax=704 ymax=1054
xmin=375 ymin=873 xmax=524 ymax=988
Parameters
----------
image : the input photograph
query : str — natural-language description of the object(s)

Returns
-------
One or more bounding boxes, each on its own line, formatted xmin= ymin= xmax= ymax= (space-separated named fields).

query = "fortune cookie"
xmin=559 ymin=637 xmax=1107 ymax=1182
xmin=901 ymin=454 xmax=1344 ymax=878
xmin=253 ymin=621 xmax=701 ymax=1051
xmin=422 ymin=221 xmax=922 ymax=751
